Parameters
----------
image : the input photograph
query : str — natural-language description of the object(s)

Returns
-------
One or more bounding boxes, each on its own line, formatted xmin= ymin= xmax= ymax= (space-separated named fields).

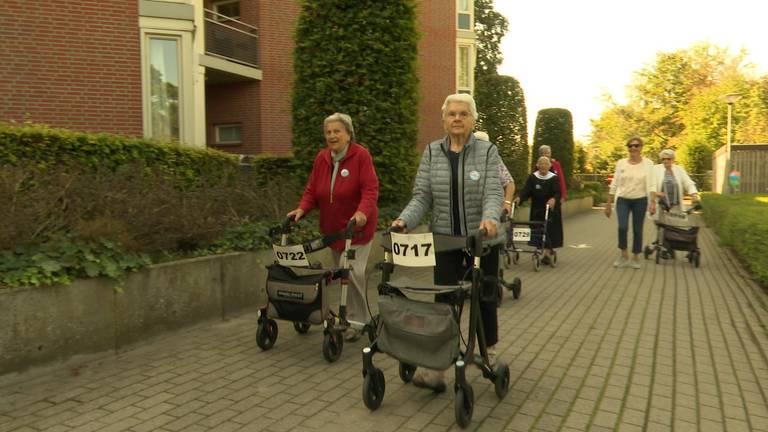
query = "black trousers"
xmin=433 ymin=244 xmax=500 ymax=347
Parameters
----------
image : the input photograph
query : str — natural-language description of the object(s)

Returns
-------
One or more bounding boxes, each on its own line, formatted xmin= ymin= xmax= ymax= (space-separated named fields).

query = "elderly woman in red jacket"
xmin=287 ymin=112 xmax=380 ymax=342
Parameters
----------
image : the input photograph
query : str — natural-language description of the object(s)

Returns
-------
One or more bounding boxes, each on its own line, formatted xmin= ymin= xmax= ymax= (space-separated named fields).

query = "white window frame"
xmin=456 ymin=44 xmax=474 ymax=94
xmin=457 ymin=0 xmax=473 ymax=31
xmin=214 ymin=123 xmax=243 ymax=145
xmin=139 ymin=21 xmax=194 ymax=144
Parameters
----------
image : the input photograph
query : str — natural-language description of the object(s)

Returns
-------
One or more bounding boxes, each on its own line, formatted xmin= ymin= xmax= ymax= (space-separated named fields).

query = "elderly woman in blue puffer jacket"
xmin=392 ymin=93 xmax=504 ymax=392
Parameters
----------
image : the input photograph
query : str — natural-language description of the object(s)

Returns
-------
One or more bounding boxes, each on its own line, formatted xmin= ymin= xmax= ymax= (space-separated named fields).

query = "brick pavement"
xmin=1 ymin=209 xmax=767 ymax=431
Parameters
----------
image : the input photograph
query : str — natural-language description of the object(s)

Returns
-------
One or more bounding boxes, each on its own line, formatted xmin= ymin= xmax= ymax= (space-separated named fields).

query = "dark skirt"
xmin=529 ymin=204 xmax=564 ymax=249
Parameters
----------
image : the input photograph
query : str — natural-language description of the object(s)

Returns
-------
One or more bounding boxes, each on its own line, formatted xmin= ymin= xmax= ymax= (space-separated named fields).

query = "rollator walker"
xmin=361 ymin=227 xmax=510 ymax=428
xmin=257 ymin=217 xmax=375 ymax=362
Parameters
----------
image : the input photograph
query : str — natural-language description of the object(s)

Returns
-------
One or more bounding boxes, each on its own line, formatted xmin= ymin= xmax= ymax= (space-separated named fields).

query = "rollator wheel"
xmin=511 ymin=277 xmax=522 ymax=300
xmin=644 ymin=246 xmax=654 ymax=260
xmin=513 ymin=251 xmax=520 ymax=264
xmin=256 ymin=319 xmax=278 ymax=351
xmin=493 ymin=362 xmax=510 ymax=399
xmin=293 ymin=322 xmax=310 ymax=334
xmin=655 ymin=249 xmax=661 ymax=264
xmin=399 ymin=362 xmax=417 ymax=383
xmin=532 ymin=255 xmax=540 ymax=272
xmin=454 ymin=384 xmax=474 ymax=428
xmin=322 ymin=330 xmax=344 ymax=363
xmin=362 ymin=367 xmax=386 ymax=410
xmin=550 ymin=252 xmax=557 ymax=268
xmin=693 ymin=251 xmax=701 ymax=268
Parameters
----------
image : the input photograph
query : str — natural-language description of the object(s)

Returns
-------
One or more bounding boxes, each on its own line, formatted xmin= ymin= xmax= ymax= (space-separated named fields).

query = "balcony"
xmin=204 ymin=8 xmax=259 ymax=69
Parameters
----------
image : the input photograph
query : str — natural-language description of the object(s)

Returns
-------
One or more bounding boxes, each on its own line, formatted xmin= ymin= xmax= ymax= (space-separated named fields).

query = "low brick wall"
xmin=0 ymin=200 xmax=594 ymax=375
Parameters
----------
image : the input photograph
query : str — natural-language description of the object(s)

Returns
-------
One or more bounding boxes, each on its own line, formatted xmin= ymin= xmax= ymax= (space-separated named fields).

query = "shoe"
xmin=613 ymin=257 xmax=629 ymax=268
xmin=630 ymin=260 xmax=641 ymax=269
xmin=412 ymin=369 xmax=446 ymax=393
xmin=541 ymin=256 xmax=551 ymax=265
xmin=343 ymin=328 xmax=361 ymax=342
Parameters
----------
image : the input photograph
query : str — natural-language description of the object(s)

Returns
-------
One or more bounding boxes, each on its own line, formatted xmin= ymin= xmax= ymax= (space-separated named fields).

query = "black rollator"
xmin=258 ymin=217 xmax=375 ymax=362
xmin=361 ymin=227 xmax=510 ymax=428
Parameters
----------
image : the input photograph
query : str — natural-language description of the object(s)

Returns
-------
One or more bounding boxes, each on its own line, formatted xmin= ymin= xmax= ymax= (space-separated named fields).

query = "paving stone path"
xmin=1 ymin=209 xmax=767 ymax=431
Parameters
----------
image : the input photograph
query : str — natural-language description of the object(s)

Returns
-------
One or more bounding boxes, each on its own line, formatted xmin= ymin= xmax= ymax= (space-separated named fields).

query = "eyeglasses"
xmin=627 ymin=144 xmax=642 ymax=148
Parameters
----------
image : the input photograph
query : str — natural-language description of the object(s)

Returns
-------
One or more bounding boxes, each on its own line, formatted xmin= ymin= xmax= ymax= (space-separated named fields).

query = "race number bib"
xmin=512 ymin=227 xmax=531 ymax=241
xmin=390 ymin=232 xmax=436 ymax=267
xmin=668 ymin=211 xmax=688 ymax=221
xmin=272 ymin=244 xmax=310 ymax=267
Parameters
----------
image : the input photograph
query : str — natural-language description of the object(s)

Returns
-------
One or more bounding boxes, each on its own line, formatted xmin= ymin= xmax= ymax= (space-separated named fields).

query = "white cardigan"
xmin=652 ymin=164 xmax=698 ymax=211
xmin=608 ymin=157 xmax=656 ymax=198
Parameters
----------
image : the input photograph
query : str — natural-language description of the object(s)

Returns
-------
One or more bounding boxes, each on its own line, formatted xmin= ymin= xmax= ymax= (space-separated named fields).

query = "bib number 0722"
xmin=390 ymin=232 xmax=436 ymax=267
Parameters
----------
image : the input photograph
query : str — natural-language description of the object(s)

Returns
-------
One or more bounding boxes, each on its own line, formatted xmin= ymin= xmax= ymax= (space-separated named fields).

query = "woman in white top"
xmin=604 ymin=137 xmax=657 ymax=268
xmin=652 ymin=149 xmax=699 ymax=213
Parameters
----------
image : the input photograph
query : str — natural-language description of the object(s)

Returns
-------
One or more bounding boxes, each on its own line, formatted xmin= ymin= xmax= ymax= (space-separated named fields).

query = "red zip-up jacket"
xmin=299 ymin=142 xmax=379 ymax=250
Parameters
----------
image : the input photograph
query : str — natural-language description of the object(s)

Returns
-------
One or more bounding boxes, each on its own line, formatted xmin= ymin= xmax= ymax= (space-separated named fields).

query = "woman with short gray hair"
xmin=652 ymin=149 xmax=699 ymax=210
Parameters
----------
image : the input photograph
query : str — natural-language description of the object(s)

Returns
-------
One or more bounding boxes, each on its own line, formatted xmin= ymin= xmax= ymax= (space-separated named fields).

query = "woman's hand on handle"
xmin=391 ymin=218 xmax=407 ymax=233
xmin=479 ymin=220 xmax=497 ymax=238
xmin=351 ymin=211 xmax=367 ymax=228
xmin=546 ymin=198 xmax=555 ymax=208
xmin=287 ymin=208 xmax=304 ymax=222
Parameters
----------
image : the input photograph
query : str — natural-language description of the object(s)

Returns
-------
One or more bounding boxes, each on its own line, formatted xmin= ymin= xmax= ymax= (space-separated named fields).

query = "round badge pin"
xmin=341 ymin=168 xmax=350 ymax=177
xmin=469 ymin=170 xmax=480 ymax=181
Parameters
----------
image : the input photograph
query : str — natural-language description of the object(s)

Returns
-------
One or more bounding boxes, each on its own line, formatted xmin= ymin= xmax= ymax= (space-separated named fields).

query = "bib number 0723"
xmin=390 ymin=232 xmax=436 ymax=267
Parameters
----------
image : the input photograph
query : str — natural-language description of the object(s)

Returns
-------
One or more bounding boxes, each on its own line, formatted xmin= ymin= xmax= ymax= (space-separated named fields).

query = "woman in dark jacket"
xmin=516 ymin=156 xmax=563 ymax=263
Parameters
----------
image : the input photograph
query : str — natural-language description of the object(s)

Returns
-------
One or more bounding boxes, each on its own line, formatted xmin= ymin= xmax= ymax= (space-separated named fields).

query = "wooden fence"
xmin=712 ymin=144 xmax=768 ymax=193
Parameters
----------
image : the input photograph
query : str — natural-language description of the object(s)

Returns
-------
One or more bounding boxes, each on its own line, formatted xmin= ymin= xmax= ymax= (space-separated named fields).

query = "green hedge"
xmin=701 ymin=193 xmax=768 ymax=287
xmin=0 ymin=122 xmax=239 ymax=182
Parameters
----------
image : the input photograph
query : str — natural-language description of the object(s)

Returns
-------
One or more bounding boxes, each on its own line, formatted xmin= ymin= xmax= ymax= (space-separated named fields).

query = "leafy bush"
xmin=0 ymin=122 xmax=238 ymax=183
xmin=0 ymin=124 xmax=306 ymax=288
xmin=292 ymin=0 xmax=419 ymax=205
xmin=701 ymin=193 xmax=768 ymax=287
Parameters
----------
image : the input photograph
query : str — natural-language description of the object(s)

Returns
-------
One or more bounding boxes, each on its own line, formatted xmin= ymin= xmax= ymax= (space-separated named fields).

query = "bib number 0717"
xmin=390 ymin=232 xmax=436 ymax=267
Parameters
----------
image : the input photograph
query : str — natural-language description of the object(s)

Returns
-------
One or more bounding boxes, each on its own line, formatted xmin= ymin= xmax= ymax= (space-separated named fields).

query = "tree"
xmin=292 ymin=0 xmax=419 ymax=205
xmin=532 ymin=108 xmax=575 ymax=187
xmin=474 ymin=0 xmax=508 ymax=78
xmin=475 ymin=74 xmax=528 ymax=185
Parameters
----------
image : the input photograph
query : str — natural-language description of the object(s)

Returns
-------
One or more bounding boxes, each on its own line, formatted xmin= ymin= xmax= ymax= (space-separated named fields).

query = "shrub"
xmin=701 ymin=193 xmax=768 ymax=287
xmin=292 ymin=0 xmax=419 ymax=205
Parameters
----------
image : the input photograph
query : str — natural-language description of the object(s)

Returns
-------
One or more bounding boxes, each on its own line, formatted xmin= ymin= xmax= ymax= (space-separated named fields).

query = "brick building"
xmin=0 ymin=0 xmax=476 ymax=155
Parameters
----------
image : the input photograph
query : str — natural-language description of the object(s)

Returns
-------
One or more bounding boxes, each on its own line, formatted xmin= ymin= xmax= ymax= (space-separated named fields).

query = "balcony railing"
xmin=204 ymin=9 xmax=259 ymax=68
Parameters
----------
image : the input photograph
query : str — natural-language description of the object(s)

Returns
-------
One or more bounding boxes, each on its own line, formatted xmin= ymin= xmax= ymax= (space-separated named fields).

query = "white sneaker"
xmin=630 ymin=260 xmax=641 ymax=270
xmin=613 ymin=257 xmax=629 ymax=268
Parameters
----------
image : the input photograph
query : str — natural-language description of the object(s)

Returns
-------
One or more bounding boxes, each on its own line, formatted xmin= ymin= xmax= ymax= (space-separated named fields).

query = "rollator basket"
xmin=376 ymin=293 xmax=460 ymax=371
xmin=663 ymin=226 xmax=699 ymax=250
xmin=265 ymin=264 xmax=330 ymax=325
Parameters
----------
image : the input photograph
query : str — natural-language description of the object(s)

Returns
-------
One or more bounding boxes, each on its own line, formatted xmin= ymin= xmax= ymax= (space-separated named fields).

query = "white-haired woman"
xmin=515 ymin=156 xmax=563 ymax=262
xmin=393 ymin=94 xmax=504 ymax=392
xmin=287 ymin=113 xmax=379 ymax=342
xmin=652 ymin=149 xmax=699 ymax=212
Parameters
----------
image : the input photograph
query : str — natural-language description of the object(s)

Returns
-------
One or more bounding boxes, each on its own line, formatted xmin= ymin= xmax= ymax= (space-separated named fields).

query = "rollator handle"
xmin=345 ymin=218 xmax=356 ymax=238
xmin=469 ymin=228 xmax=487 ymax=257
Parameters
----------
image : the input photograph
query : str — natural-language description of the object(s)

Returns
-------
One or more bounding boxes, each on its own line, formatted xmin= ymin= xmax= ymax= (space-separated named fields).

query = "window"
xmin=215 ymin=123 xmax=243 ymax=144
xmin=213 ymin=0 xmax=240 ymax=20
xmin=457 ymin=0 xmax=472 ymax=30
xmin=148 ymin=36 xmax=181 ymax=141
xmin=458 ymin=45 xmax=470 ymax=90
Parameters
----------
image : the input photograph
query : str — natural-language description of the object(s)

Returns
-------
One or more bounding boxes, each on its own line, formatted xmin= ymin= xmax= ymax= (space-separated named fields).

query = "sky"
xmin=493 ymin=0 xmax=768 ymax=143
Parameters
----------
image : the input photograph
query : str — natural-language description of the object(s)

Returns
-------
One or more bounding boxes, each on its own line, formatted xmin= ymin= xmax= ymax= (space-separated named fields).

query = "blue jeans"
xmin=616 ymin=197 xmax=648 ymax=254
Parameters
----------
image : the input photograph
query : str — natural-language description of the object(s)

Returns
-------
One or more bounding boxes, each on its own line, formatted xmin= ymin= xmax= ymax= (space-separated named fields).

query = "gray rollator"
xmin=361 ymin=227 xmax=510 ymax=429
